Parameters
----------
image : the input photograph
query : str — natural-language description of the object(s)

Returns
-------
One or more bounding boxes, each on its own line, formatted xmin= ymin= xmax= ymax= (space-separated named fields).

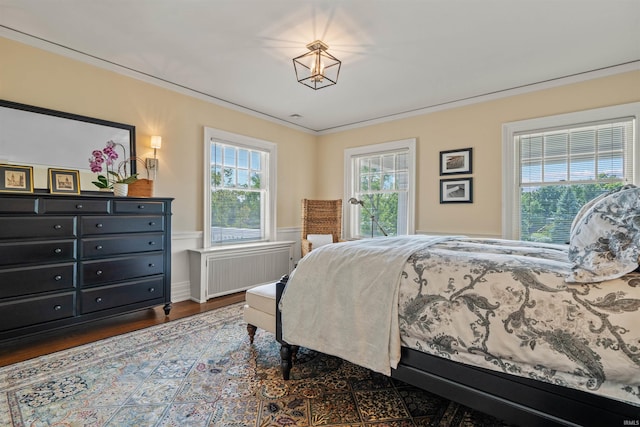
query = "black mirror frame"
xmin=0 ymin=99 xmax=137 ymax=177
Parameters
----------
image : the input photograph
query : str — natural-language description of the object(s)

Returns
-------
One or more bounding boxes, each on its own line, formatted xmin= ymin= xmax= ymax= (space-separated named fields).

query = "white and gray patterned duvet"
xmin=397 ymin=238 xmax=640 ymax=406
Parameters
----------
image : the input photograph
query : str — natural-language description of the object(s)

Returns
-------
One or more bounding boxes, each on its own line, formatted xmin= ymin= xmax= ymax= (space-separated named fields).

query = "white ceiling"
xmin=1 ymin=0 xmax=639 ymax=134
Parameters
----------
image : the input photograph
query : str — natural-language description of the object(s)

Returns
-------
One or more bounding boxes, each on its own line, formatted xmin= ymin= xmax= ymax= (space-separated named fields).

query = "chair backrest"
xmin=301 ymin=198 xmax=343 ymax=244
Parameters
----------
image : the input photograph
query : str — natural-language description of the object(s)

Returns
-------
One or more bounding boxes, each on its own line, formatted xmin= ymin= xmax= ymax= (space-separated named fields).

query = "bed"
xmin=275 ymin=186 xmax=640 ymax=426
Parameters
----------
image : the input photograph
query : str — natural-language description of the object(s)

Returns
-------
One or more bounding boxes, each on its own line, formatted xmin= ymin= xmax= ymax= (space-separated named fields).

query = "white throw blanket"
xmin=280 ymin=235 xmax=459 ymax=375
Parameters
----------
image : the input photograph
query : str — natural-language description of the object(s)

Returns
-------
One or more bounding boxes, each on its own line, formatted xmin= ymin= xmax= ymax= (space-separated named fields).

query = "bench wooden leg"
xmin=247 ymin=324 xmax=257 ymax=344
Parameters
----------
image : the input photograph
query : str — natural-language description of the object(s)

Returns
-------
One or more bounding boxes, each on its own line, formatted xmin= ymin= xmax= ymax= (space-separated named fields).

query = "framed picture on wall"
xmin=0 ymin=164 xmax=34 ymax=193
xmin=440 ymin=147 xmax=472 ymax=175
xmin=440 ymin=178 xmax=473 ymax=203
xmin=48 ymin=168 xmax=80 ymax=195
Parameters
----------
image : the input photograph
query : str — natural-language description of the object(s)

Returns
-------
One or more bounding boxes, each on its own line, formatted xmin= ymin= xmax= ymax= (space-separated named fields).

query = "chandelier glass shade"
xmin=293 ymin=40 xmax=341 ymax=90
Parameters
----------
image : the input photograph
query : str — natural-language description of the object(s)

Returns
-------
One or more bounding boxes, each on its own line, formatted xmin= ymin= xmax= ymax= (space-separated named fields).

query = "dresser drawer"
xmin=80 ymin=277 xmax=164 ymax=314
xmin=0 ymin=240 xmax=76 ymax=267
xmin=0 ymin=217 xmax=76 ymax=239
xmin=114 ymin=200 xmax=165 ymax=214
xmin=81 ymin=216 xmax=164 ymax=235
xmin=0 ymin=292 xmax=75 ymax=332
xmin=0 ymin=197 xmax=37 ymax=213
xmin=82 ymin=233 xmax=164 ymax=258
xmin=82 ymin=253 xmax=164 ymax=286
xmin=0 ymin=263 xmax=75 ymax=298
xmin=40 ymin=198 xmax=110 ymax=214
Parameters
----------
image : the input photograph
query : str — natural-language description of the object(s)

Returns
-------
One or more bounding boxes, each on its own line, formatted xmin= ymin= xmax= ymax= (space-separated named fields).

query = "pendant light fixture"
xmin=293 ymin=40 xmax=341 ymax=90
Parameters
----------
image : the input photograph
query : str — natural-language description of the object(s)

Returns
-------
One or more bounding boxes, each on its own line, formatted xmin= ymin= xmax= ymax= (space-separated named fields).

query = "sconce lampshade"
xmin=150 ymin=135 xmax=162 ymax=150
xmin=293 ymin=40 xmax=341 ymax=90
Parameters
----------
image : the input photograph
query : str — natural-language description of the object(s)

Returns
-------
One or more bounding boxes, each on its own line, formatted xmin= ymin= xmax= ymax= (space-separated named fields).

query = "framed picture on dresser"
xmin=48 ymin=168 xmax=80 ymax=195
xmin=0 ymin=164 xmax=34 ymax=193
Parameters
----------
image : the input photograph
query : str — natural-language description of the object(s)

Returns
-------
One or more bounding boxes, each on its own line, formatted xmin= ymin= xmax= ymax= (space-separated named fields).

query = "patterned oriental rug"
xmin=0 ymin=303 xmax=510 ymax=426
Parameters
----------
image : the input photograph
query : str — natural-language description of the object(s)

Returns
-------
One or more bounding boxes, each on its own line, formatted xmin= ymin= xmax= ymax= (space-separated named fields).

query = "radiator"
xmin=189 ymin=241 xmax=294 ymax=302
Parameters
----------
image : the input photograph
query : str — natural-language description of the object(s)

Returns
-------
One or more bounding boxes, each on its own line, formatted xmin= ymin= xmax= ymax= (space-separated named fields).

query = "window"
xmin=203 ymin=127 xmax=276 ymax=246
xmin=344 ymin=139 xmax=416 ymax=239
xmin=503 ymin=103 xmax=639 ymax=243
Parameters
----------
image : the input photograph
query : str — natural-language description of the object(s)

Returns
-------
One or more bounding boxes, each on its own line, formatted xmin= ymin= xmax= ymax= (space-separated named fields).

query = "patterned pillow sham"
xmin=569 ymin=184 xmax=636 ymax=235
xmin=567 ymin=186 xmax=640 ymax=283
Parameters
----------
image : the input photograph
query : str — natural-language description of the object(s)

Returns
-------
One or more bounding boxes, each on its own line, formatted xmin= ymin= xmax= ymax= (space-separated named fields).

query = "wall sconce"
xmin=146 ymin=136 xmax=162 ymax=179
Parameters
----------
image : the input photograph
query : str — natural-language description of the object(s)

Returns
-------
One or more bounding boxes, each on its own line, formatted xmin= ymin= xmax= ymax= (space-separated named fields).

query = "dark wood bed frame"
xmin=274 ymin=275 xmax=639 ymax=427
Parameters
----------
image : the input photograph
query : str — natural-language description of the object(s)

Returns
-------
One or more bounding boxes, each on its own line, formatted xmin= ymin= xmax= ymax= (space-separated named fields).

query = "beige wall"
xmin=317 ymin=71 xmax=640 ymax=236
xmin=0 ymin=37 xmax=317 ymax=232
xmin=2 ymin=36 xmax=639 ymax=238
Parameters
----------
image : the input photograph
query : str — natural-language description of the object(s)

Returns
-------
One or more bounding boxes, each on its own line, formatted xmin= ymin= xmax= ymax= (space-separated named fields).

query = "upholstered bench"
xmin=244 ymin=282 xmax=277 ymax=343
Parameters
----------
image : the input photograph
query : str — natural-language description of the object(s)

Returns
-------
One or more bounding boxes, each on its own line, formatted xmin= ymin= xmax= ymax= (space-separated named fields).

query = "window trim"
xmin=343 ymin=138 xmax=416 ymax=238
xmin=203 ymin=127 xmax=277 ymax=248
xmin=502 ymin=102 xmax=640 ymax=239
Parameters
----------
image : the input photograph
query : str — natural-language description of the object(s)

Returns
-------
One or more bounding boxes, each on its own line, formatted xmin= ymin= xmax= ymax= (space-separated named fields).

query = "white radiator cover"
xmin=188 ymin=241 xmax=294 ymax=302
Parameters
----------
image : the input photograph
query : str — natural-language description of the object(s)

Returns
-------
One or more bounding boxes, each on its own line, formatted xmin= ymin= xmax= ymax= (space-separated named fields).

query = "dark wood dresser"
xmin=0 ymin=192 xmax=173 ymax=341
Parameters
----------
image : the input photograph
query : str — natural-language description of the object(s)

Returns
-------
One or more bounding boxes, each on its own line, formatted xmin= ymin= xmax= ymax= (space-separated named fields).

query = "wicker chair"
xmin=300 ymin=198 xmax=343 ymax=257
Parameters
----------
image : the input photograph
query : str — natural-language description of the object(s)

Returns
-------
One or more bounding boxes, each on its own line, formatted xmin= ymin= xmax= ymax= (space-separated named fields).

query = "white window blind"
xmin=516 ymin=118 xmax=634 ymax=243
xmin=519 ymin=119 xmax=632 ymax=185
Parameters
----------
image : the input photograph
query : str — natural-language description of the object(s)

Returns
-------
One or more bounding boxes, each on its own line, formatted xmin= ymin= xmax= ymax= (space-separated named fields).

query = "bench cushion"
xmin=245 ymin=282 xmax=276 ymax=316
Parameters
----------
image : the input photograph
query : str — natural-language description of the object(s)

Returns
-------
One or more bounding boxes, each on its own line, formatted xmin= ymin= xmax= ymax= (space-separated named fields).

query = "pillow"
xmin=306 ymin=233 xmax=334 ymax=249
xmin=570 ymin=184 xmax=636 ymax=235
xmin=567 ymin=186 xmax=640 ymax=283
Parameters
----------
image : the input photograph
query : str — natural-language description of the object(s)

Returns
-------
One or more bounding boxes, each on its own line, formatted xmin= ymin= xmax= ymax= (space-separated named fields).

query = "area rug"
xmin=0 ymin=303 xmax=510 ymax=426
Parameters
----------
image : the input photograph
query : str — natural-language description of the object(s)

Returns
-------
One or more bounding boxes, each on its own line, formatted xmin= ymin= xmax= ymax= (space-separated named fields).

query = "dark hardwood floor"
xmin=0 ymin=292 xmax=246 ymax=368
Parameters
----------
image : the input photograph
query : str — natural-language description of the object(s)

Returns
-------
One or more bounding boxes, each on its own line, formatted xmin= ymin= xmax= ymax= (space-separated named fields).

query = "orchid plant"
xmin=89 ymin=140 xmax=138 ymax=189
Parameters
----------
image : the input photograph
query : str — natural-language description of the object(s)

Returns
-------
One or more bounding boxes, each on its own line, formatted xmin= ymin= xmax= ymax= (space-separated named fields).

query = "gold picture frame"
xmin=0 ymin=164 xmax=34 ymax=193
xmin=48 ymin=168 xmax=80 ymax=195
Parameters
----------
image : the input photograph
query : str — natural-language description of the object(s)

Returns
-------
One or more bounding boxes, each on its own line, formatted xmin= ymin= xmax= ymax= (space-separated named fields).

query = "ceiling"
xmin=1 ymin=0 xmax=639 ymax=134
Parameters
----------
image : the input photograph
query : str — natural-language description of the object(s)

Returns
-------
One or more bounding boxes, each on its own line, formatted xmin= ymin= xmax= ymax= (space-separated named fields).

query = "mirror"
xmin=0 ymin=99 xmax=136 ymax=191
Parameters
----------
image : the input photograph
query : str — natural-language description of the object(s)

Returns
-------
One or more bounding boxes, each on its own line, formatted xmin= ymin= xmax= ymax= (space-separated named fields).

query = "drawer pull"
xmin=95 ymin=223 xmax=103 ymax=228
xmin=54 ymin=248 xmax=62 ymax=254
xmin=138 ymin=205 xmax=145 ymax=209
xmin=95 ymin=297 xmax=103 ymax=303
xmin=148 ymin=221 xmax=156 ymax=226
xmin=54 ymin=275 xmax=62 ymax=281
xmin=76 ymin=204 xmax=83 ymax=209
xmin=96 ymin=270 xmax=103 ymax=276
xmin=149 ymin=287 xmax=155 ymax=293
xmin=54 ymin=224 xmax=62 ymax=230
xmin=96 ymin=245 xmax=103 ymax=250
xmin=149 ymin=263 xmax=155 ymax=268
xmin=54 ymin=305 xmax=62 ymax=311
xmin=148 ymin=241 xmax=156 ymax=245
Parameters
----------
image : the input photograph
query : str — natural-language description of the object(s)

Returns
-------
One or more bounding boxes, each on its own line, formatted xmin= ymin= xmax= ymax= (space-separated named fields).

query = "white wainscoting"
xmin=277 ymin=227 xmax=302 ymax=264
xmin=170 ymin=231 xmax=202 ymax=303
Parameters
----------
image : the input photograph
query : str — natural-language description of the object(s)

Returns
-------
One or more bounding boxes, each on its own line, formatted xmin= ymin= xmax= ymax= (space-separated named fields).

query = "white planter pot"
xmin=113 ymin=183 xmax=129 ymax=197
